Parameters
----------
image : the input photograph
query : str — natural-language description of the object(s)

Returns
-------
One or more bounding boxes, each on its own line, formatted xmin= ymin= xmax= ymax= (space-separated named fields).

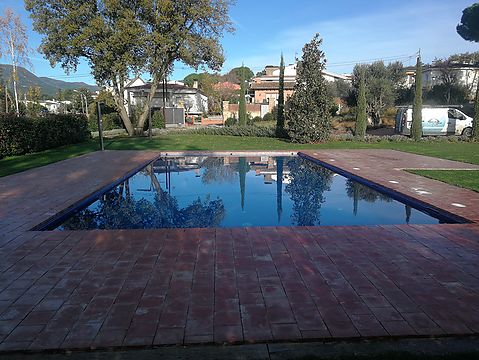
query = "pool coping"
xmin=2 ymin=149 xmax=479 ymax=353
xmin=298 ymin=152 xmax=471 ymax=225
xmin=30 ymin=155 xmax=160 ymax=232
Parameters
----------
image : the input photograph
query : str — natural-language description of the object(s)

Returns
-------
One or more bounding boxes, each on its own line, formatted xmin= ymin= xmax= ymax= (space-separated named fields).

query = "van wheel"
xmin=462 ymin=127 xmax=473 ymax=137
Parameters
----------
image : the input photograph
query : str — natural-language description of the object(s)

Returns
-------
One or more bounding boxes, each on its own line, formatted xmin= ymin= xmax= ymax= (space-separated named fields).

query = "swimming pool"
xmin=45 ymin=155 xmax=457 ymax=230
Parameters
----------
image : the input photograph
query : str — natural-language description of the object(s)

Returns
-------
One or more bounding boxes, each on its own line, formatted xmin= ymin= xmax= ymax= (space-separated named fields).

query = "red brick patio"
xmin=0 ymin=150 xmax=478 ymax=352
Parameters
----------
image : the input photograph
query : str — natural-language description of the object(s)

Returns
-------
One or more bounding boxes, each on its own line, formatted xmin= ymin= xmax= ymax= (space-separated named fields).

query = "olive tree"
xmin=352 ymin=61 xmax=404 ymax=126
xmin=25 ymin=0 xmax=234 ymax=136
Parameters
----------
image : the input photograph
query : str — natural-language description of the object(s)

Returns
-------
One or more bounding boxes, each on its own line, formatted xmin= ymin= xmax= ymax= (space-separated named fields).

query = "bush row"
xmin=168 ymin=126 xmax=473 ymax=143
xmin=331 ymin=133 xmax=472 ymax=143
xmin=88 ymin=111 xmax=165 ymax=132
xmin=171 ymin=125 xmax=276 ymax=137
xmin=0 ymin=114 xmax=91 ymax=159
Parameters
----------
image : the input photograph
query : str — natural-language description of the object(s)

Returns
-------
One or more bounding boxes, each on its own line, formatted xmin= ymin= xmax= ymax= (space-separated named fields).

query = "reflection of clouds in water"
xmin=56 ymin=155 xmax=443 ymax=230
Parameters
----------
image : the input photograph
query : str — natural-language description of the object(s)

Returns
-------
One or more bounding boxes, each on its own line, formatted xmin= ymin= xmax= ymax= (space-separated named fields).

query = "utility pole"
xmin=148 ymin=105 xmax=152 ymax=139
xmin=84 ymin=94 xmax=89 ymax=119
xmin=96 ymin=102 xmax=104 ymax=151
xmin=162 ymin=78 xmax=167 ymax=123
xmin=79 ymin=92 xmax=84 ymax=114
xmin=5 ymin=84 xmax=8 ymax=113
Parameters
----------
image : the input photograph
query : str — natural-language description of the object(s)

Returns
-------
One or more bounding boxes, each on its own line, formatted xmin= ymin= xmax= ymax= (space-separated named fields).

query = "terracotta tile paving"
xmin=0 ymin=149 xmax=478 ymax=352
xmin=301 ymin=149 xmax=479 ymax=222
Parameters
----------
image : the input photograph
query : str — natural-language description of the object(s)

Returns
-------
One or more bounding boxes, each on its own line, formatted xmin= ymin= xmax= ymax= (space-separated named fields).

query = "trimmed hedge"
xmin=0 ymin=114 xmax=91 ymax=159
xmin=331 ymin=133 xmax=472 ymax=143
xmin=171 ymin=125 xmax=276 ymax=137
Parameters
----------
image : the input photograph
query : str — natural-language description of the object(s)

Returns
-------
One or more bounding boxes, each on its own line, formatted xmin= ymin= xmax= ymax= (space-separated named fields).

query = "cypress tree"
xmin=286 ymin=34 xmax=332 ymax=143
xmin=411 ymin=54 xmax=423 ymax=141
xmin=276 ymin=53 xmax=285 ymax=137
xmin=473 ymin=85 xmax=479 ymax=140
xmin=239 ymin=64 xmax=247 ymax=126
xmin=354 ymin=69 xmax=367 ymax=138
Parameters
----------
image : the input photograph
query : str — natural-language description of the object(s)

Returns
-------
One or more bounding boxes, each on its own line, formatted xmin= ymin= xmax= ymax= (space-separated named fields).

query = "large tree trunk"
xmin=137 ymin=78 xmax=159 ymax=130
xmin=9 ymin=46 xmax=19 ymax=115
xmin=12 ymin=73 xmax=19 ymax=115
xmin=112 ymin=93 xmax=135 ymax=136
xmin=371 ymin=111 xmax=381 ymax=126
xmin=111 ymin=78 xmax=135 ymax=136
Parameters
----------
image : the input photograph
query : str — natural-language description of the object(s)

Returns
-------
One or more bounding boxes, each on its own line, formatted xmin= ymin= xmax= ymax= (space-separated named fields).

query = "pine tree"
xmin=276 ymin=53 xmax=285 ymax=137
xmin=411 ymin=54 xmax=423 ymax=141
xmin=286 ymin=34 xmax=332 ymax=143
xmin=238 ymin=64 xmax=247 ymax=126
xmin=354 ymin=69 xmax=367 ymax=138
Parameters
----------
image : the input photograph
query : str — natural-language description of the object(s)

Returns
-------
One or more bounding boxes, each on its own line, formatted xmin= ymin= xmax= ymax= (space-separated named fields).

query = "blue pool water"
xmin=53 ymin=155 xmax=453 ymax=230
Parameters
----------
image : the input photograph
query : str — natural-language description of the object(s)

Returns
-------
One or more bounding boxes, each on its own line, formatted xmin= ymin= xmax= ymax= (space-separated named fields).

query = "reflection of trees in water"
xmin=62 ymin=166 xmax=225 ymax=230
xmin=345 ymin=179 xmax=392 ymax=215
xmin=237 ymin=158 xmax=250 ymax=211
xmin=200 ymin=157 xmax=236 ymax=184
xmin=276 ymin=157 xmax=284 ymax=222
xmin=405 ymin=205 xmax=411 ymax=224
xmin=285 ymin=157 xmax=333 ymax=226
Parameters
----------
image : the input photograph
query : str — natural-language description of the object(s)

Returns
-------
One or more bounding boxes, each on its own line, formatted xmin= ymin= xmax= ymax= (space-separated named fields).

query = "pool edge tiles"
xmin=30 ymin=154 xmax=160 ymax=231
xmin=33 ymin=153 xmax=463 ymax=231
xmin=298 ymin=152 xmax=470 ymax=225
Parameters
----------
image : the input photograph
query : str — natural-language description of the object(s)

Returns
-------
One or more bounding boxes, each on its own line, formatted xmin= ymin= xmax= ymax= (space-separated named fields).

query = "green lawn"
xmin=1 ymin=135 xmax=479 ymax=195
xmin=408 ymin=169 xmax=479 ymax=193
xmin=0 ymin=141 xmax=99 ymax=178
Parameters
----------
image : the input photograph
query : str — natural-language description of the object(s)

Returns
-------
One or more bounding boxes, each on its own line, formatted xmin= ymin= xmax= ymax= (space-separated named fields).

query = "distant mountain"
xmin=0 ymin=64 xmax=99 ymax=97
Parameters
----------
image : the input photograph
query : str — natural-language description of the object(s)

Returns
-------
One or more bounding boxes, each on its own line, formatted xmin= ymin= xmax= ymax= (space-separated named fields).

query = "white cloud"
xmin=233 ymin=1 xmax=477 ymax=74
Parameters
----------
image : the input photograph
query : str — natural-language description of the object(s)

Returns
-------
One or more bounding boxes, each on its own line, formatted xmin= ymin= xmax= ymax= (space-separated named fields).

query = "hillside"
xmin=0 ymin=64 xmax=99 ymax=97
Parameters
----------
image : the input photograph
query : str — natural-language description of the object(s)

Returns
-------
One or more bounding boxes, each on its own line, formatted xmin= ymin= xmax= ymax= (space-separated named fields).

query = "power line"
xmin=22 ymin=52 xmax=420 ymax=82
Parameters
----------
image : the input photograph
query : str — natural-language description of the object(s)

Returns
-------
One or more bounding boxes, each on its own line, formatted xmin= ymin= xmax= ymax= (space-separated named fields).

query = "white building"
xmin=124 ymin=77 xmax=208 ymax=117
xmin=249 ymin=63 xmax=351 ymax=110
xmin=38 ymin=100 xmax=72 ymax=114
xmin=423 ymin=64 xmax=478 ymax=93
xmin=403 ymin=63 xmax=479 ymax=95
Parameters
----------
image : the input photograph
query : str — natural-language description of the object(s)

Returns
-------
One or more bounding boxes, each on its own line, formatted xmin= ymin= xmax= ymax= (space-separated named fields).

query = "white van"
xmin=395 ymin=107 xmax=473 ymax=136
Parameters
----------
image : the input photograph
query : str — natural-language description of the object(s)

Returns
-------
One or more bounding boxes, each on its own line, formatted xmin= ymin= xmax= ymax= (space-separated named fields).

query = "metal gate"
xmin=164 ymin=107 xmax=185 ymax=126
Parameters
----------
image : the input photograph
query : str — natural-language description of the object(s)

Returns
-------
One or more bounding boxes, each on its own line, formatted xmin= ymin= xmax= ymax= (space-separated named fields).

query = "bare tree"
xmin=0 ymin=8 xmax=30 ymax=115
xmin=431 ymin=58 xmax=460 ymax=104
xmin=183 ymin=99 xmax=193 ymax=118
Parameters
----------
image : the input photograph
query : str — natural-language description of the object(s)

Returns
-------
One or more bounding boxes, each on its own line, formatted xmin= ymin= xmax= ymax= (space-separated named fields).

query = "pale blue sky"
xmin=0 ymin=0 xmax=477 ymax=85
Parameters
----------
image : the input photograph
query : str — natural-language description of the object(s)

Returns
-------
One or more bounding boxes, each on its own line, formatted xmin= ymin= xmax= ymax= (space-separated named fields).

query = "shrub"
xmin=225 ymin=117 xmax=237 ymax=127
xmin=329 ymin=133 xmax=472 ymax=143
xmin=0 ymin=114 xmax=91 ymax=159
xmin=102 ymin=113 xmax=124 ymax=131
xmin=0 ymin=116 xmax=35 ymax=157
xmin=263 ymin=112 xmax=274 ymax=121
xmin=170 ymin=125 xmax=275 ymax=137
xmin=252 ymin=116 xmax=262 ymax=123
xmin=152 ymin=111 xmax=165 ymax=129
